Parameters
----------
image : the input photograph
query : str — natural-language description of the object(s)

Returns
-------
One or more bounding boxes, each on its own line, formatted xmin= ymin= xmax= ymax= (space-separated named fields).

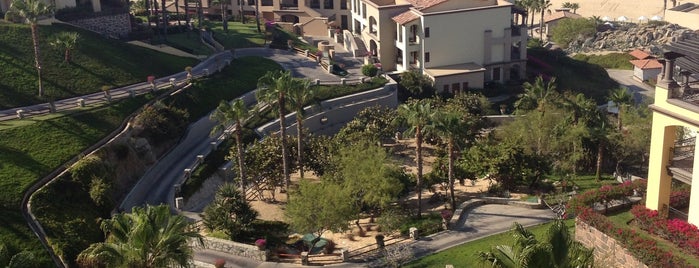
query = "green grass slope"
xmin=0 ymin=22 xmax=196 ymax=109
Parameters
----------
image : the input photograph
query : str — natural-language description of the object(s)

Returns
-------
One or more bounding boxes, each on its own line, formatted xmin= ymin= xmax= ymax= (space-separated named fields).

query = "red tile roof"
xmin=405 ymin=0 xmax=448 ymax=10
xmin=392 ymin=10 xmax=420 ymax=24
xmin=628 ymin=49 xmax=652 ymax=60
xmin=630 ymin=59 xmax=663 ymax=69
xmin=543 ymin=11 xmax=582 ymax=23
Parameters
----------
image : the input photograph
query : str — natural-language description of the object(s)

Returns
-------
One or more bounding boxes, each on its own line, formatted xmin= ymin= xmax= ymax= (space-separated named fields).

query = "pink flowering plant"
xmin=631 ymin=205 xmax=699 ymax=257
xmin=255 ymin=238 xmax=267 ymax=248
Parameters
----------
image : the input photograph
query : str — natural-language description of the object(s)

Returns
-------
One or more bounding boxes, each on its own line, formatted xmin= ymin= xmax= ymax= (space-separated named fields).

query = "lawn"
xmin=405 ymin=220 xmax=575 ymax=268
xmin=0 ymin=23 xmax=196 ymax=109
xmin=166 ymin=32 xmax=215 ymax=56
xmin=527 ymin=48 xmax=619 ymax=104
xmin=209 ymin=21 xmax=266 ymax=49
xmin=572 ymin=53 xmax=634 ymax=70
xmin=0 ymin=95 xmax=151 ymax=267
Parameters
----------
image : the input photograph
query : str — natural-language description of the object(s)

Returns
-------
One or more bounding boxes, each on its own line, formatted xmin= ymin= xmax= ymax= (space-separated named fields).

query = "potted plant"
xmin=255 ymin=238 xmax=267 ymax=250
xmin=185 ymin=66 xmax=193 ymax=80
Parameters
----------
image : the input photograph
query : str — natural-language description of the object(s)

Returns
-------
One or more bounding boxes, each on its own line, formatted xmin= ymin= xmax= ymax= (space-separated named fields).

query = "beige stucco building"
xmin=646 ymin=36 xmax=699 ymax=225
xmin=349 ymin=0 xmax=527 ymax=92
xmin=1 ymin=0 xmax=83 ymax=13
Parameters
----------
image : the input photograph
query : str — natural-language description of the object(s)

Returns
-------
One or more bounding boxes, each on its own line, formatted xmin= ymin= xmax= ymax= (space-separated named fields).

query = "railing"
xmin=347 ymin=235 xmax=409 ymax=261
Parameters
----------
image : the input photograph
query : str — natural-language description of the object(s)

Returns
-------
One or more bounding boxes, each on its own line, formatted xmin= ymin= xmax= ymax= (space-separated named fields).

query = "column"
xmin=645 ymin=123 xmax=676 ymax=217
xmin=688 ymin=137 xmax=699 ymax=225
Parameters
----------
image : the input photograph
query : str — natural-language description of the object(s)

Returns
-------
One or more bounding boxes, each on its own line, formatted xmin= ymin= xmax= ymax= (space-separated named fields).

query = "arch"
xmin=369 ymin=40 xmax=378 ymax=56
xmin=281 ymin=14 xmax=300 ymax=24
xmin=369 ymin=16 xmax=377 ymax=34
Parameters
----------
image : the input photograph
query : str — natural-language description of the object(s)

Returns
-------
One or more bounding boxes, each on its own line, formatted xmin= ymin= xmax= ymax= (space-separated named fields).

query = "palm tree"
xmin=514 ymin=76 xmax=559 ymax=115
xmin=286 ymin=78 xmax=316 ymax=179
xmin=608 ymin=88 xmax=632 ymax=131
xmin=432 ymin=110 xmax=474 ymax=210
xmin=479 ymin=220 xmax=594 ymax=268
xmin=212 ymin=0 xmax=228 ymax=31
xmin=49 ymin=32 xmax=79 ymax=63
xmin=77 ymin=204 xmax=203 ymax=267
xmin=538 ymin=0 xmax=551 ymax=40
xmin=9 ymin=0 xmax=54 ymax=97
xmin=257 ymin=70 xmax=294 ymax=192
xmin=210 ymin=99 xmax=249 ymax=194
xmin=398 ymin=99 xmax=435 ymax=218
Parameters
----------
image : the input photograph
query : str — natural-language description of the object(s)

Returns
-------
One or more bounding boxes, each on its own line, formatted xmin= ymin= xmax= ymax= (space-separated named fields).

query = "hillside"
xmin=0 ymin=22 xmax=197 ymax=109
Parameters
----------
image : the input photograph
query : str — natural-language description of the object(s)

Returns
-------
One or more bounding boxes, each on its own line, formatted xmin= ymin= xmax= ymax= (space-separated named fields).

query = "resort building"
xmin=646 ymin=35 xmax=699 ymax=225
xmin=348 ymin=0 xmax=528 ymax=92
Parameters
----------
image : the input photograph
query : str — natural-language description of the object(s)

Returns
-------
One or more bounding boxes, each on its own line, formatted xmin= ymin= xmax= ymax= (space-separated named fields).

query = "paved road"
xmin=606 ymin=69 xmax=656 ymax=104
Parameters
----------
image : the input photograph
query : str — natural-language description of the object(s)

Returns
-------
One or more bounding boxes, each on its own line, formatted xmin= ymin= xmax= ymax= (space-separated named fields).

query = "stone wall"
xmin=191 ymin=237 xmax=269 ymax=262
xmin=69 ymin=13 xmax=131 ymax=38
xmin=575 ymin=220 xmax=648 ymax=268
xmin=566 ymin=23 xmax=697 ymax=55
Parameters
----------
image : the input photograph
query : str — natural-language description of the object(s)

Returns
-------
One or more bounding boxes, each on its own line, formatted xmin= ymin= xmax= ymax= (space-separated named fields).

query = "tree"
xmin=432 ymin=109 xmax=480 ymax=210
xmin=286 ymin=78 xmax=315 ymax=178
xmin=233 ymin=135 xmax=297 ymax=201
xmin=202 ymin=183 xmax=259 ymax=239
xmin=478 ymin=220 xmax=594 ymax=268
xmin=561 ymin=2 xmax=579 ymax=13
xmin=397 ymin=99 xmax=435 ymax=218
xmin=49 ymin=32 xmax=79 ymax=63
xmin=8 ymin=0 xmax=54 ymax=97
xmin=514 ymin=76 xmax=558 ymax=115
xmin=335 ymin=106 xmax=398 ymax=145
xmin=399 ymin=70 xmax=435 ymax=98
xmin=608 ymin=87 xmax=632 ymax=131
xmin=77 ymin=205 xmax=202 ymax=268
xmin=212 ymin=0 xmax=228 ymax=31
xmin=255 ymin=0 xmax=261 ymax=33
xmin=257 ymin=70 xmax=294 ymax=192
xmin=550 ymin=18 xmax=596 ymax=48
xmin=538 ymin=0 xmax=551 ymax=40
xmin=210 ymin=99 xmax=249 ymax=193
xmin=285 ymin=180 xmax=354 ymax=252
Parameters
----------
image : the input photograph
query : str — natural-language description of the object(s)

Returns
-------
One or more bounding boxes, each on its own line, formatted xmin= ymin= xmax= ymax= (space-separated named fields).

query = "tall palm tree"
xmin=515 ymin=76 xmax=558 ymax=115
xmin=398 ymin=99 xmax=435 ymax=218
xmin=9 ymin=0 xmax=54 ymax=97
xmin=257 ymin=70 xmax=294 ymax=192
xmin=608 ymin=88 xmax=632 ymax=131
xmin=432 ymin=110 xmax=474 ymax=210
xmin=286 ymin=78 xmax=315 ymax=179
xmin=479 ymin=220 xmax=594 ymax=268
xmin=49 ymin=32 xmax=79 ymax=63
xmin=77 ymin=205 xmax=203 ymax=267
xmin=538 ymin=0 xmax=551 ymax=40
xmin=210 ymin=99 xmax=249 ymax=194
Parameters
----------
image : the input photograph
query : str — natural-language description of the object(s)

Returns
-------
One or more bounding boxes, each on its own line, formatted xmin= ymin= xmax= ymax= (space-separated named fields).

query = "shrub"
xmin=362 ymin=64 xmax=378 ymax=77
xmin=631 ymin=205 xmax=699 ymax=257
xmin=550 ymin=18 xmax=596 ymax=48
xmin=566 ymin=179 xmax=646 ymax=215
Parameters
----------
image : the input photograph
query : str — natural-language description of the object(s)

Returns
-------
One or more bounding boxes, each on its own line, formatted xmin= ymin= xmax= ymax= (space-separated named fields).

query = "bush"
xmin=566 ymin=179 xmax=646 ymax=216
xmin=572 ymin=53 xmax=634 ymax=69
xmin=550 ymin=18 xmax=596 ymax=48
xmin=631 ymin=205 xmax=699 ymax=257
xmin=362 ymin=64 xmax=378 ymax=77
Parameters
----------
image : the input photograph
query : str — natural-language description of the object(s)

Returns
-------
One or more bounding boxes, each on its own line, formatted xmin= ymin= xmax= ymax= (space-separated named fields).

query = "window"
xmin=324 ymin=0 xmax=333 ymax=9
xmin=261 ymin=0 xmax=272 ymax=5
xmin=409 ymin=25 xmax=417 ymax=43
xmin=410 ymin=51 xmax=418 ymax=64
xmin=247 ymin=0 xmax=255 ymax=5
xmin=362 ymin=3 xmax=366 ymax=19
xmin=424 ymin=27 xmax=430 ymax=38
xmin=462 ymin=82 xmax=469 ymax=90
xmin=340 ymin=0 xmax=347 ymax=9
xmin=443 ymin=84 xmax=450 ymax=93
xmin=398 ymin=26 xmax=403 ymax=42
xmin=424 ymin=52 xmax=430 ymax=62
xmin=493 ymin=67 xmax=501 ymax=81
xmin=341 ymin=15 xmax=348 ymax=29
xmin=452 ymin=83 xmax=460 ymax=92
xmin=310 ymin=0 xmax=320 ymax=8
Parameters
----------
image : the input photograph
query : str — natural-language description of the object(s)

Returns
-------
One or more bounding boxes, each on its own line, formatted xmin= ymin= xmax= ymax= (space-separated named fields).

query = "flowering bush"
xmin=440 ymin=209 xmax=453 ymax=220
xmin=670 ymin=187 xmax=691 ymax=208
xmin=567 ymin=179 xmax=646 ymax=216
xmin=255 ymin=239 xmax=267 ymax=248
xmin=578 ymin=207 xmax=690 ymax=266
xmin=631 ymin=205 xmax=699 ymax=257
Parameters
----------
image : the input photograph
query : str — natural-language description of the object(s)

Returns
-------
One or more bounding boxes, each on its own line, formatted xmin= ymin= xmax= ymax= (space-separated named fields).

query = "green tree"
xmin=234 ymin=135 xmax=296 ymax=201
xmin=202 ymin=183 xmax=259 ymax=239
xmin=212 ymin=0 xmax=228 ymax=31
xmin=8 ymin=0 xmax=54 ymax=97
xmin=608 ymin=87 xmax=632 ymax=131
xmin=561 ymin=2 xmax=580 ymax=13
xmin=335 ymin=106 xmax=398 ymax=144
xmin=397 ymin=99 xmax=435 ymax=218
xmin=285 ymin=180 xmax=354 ymax=252
xmin=257 ymin=70 xmax=294 ymax=192
xmin=333 ymin=141 xmax=403 ymax=230
xmin=538 ymin=0 xmax=552 ymax=40
xmin=399 ymin=70 xmax=435 ymax=98
xmin=515 ymin=76 xmax=559 ymax=115
xmin=77 ymin=205 xmax=202 ymax=267
xmin=479 ymin=220 xmax=594 ymax=268
xmin=550 ymin=18 xmax=596 ymax=48
xmin=210 ymin=99 xmax=249 ymax=193
xmin=49 ymin=32 xmax=79 ymax=63
xmin=286 ymin=78 xmax=315 ymax=178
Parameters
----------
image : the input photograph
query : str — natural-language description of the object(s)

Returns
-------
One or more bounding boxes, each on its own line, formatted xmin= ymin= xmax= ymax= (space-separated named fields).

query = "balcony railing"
xmin=669 ymin=137 xmax=695 ymax=184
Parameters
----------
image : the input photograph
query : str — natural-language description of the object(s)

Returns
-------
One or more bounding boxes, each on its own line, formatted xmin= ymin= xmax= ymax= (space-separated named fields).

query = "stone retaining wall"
xmin=191 ymin=237 xmax=269 ymax=262
xmin=69 ymin=13 xmax=131 ymax=38
xmin=575 ymin=220 xmax=647 ymax=268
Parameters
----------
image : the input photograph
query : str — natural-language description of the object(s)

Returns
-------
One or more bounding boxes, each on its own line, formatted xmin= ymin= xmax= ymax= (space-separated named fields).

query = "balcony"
xmin=280 ymin=0 xmax=299 ymax=10
xmin=669 ymin=137 xmax=694 ymax=185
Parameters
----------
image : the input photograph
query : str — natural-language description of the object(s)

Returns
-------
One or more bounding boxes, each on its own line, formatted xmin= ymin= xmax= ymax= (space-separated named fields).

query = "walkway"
xmin=606 ymin=69 xmax=656 ymax=104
